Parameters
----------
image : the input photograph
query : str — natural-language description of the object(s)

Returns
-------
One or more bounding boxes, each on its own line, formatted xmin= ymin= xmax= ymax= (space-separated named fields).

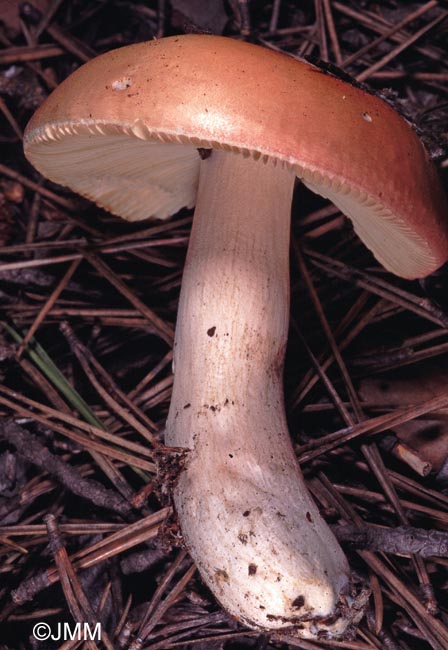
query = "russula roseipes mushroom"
xmin=24 ymin=35 xmax=448 ymax=638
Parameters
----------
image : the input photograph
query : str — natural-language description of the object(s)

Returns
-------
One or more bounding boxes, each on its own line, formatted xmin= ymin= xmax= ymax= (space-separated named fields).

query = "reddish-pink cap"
xmin=24 ymin=35 xmax=448 ymax=278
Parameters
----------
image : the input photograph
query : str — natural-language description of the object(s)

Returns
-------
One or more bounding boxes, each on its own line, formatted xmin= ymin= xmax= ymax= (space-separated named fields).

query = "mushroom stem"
xmin=166 ymin=150 xmax=357 ymax=637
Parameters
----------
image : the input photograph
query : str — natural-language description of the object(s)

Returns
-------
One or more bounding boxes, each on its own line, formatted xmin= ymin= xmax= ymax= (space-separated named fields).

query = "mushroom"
xmin=24 ymin=35 xmax=448 ymax=638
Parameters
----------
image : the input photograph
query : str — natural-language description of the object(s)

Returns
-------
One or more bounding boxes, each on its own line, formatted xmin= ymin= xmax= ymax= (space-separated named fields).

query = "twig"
xmin=356 ymin=11 xmax=448 ymax=82
xmin=11 ymin=509 xmax=170 ymax=604
xmin=45 ymin=513 xmax=114 ymax=650
xmin=333 ymin=522 xmax=448 ymax=558
xmin=17 ymin=259 xmax=81 ymax=358
xmin=0 ymin=420 xmax=132 ymax=516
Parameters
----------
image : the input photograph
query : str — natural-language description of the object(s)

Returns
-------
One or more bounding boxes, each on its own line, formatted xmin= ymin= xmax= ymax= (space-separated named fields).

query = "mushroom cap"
xmin=24 ymin=34 xmax=448 ymax=279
